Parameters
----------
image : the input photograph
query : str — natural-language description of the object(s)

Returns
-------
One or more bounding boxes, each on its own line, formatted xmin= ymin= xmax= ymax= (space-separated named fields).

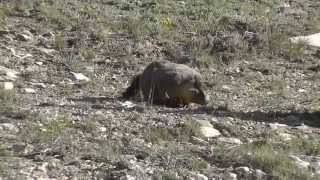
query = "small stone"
xmin=121 ymin=101 xmax=136 ymax=109
xmin=196 ymin=120 xmax=213 ymax=127
xmin=42 ymin=31 xmax=55 ymax=38
xmin=99 ymin=127 xmax=107 ymax=132
xmin=294 ymin=124 xmax=310 ymax=130
xmin=16 ymin=30 xmax=33 ymax=41
xmin=35 ymin=61 xmax=43 ymax=66
xmin=289 ymin=155 xmax=310 ymax=169
xmin=30 ymin=82 xmax=46 ymax=88
xmin=3 ymin=82 xmax=14 ymax=90
xmin=188 ymin=172 xmax=208 ymax=180
xmin=235 ymin=166 xmax=252 ymax=176
xmin=0 ymin=123 xmax=19 ymax=133
xmin=217 ymin=137 xmax=242 ymax=145
xmin=70 ymin=72 xmax=90 ymax=82
xmin=311 ymin=161 xmax=320 ymax=175
xmin=255 ymin=169 xmax=266 ymax=178
xmin=268 ymin=123 xmax=288 ymax=129
xmin=200 ymin=126 xmax=221 ymax=138
xmin=278 ymin=132 xmax=292 ymax=141
xmin=211 ymin=117 xmax=219 ymax=123
xmin=38 ymin=47 xmax=56 ymax=55
xmin=223 ymin=172 xmax=237 ymax=180
xmin=221 ymin=85 xmax=232 ymax=92
xmin=0 ymin=66 xmax=19 ymax=80
xmin=120 ymin=175 xmax=136 ymax=180
xmin=25 ymin=88 xmax=36 ymax=94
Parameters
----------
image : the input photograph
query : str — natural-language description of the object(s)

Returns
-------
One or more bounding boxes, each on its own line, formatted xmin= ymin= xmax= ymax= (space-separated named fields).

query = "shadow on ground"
xmin=159 ymin=106 xmax=320 ymax=128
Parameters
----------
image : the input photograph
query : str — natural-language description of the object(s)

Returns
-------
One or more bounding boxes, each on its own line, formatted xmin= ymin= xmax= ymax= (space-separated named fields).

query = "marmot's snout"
xmin=191 ymin=88 xmax=209 ymax=105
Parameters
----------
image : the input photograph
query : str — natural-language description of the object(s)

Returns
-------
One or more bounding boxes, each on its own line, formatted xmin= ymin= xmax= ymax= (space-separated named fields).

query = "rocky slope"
xmin=0 ymin=0 xmax=320 ymax=179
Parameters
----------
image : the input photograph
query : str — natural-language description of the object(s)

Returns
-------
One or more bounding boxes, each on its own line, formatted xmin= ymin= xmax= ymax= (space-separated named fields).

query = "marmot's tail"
xmin=122 ymin=74 xmax=140 ymax=99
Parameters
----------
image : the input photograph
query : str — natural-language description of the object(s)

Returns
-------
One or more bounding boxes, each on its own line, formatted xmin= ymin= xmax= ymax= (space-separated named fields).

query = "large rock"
xmin=290 ymin=33 xmax=320 ymax=48
xmin=196 ymin=120 xmax=221 ymax=138
xmin=0 ymin=66 xmax=19 ymax=80
xmin=188 ymin=172 xmax=208 ymax=180
xmin=0 ymin=82 xmax=14 ymax=90
xmin=289 ymin=155 xmax=310 ymax=169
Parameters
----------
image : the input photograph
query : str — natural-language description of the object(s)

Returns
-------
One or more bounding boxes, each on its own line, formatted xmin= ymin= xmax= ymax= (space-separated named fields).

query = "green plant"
xmin=20 ymin=113 xmax=70 ymax=144
xmin=0 ymin=89 xmax=17 ymax=116
xmin=230 ymin=143 xmax=315 ymax=179
xmin=0 ymin=144 xmax=8 ymax=157
xmin=54 ymin=34 xmax=66 ymax=50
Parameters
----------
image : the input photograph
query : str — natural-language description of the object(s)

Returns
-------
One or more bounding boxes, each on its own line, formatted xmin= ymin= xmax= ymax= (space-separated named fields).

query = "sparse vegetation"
xmin=230 ymin=143 xmax=315 ymax=180
xmin=1 ymin=0 xmax=320 ymax=179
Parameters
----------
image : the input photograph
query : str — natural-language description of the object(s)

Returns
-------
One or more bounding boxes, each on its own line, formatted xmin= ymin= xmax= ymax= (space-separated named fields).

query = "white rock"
xmin=289 ymin=155 xmax=310 ymax=169
xmin=290 ymin=33 xmax=320 ymax=47
xmin=0 ymin=66 xmax=19 ymax=80
xmin=221 ymin=85 xmax=232 ymax=92
xmin=255 ymin=169 xmax=266 ymax=178
xmin=120 ymin=175 xmax=136 ymax=180
xmin=217 ymin=137 xmax=242 ymax=145
xmin=278 ymin=132 xmax=292 ymax=141
xmin=70 ymin=72 xmax=90 ymax=82
xmin=188 ymin=172 xmax=208 ymax=180
xmin=35 ymin=61 xmax=43 ymax=66
xmin=30 ymin=82 xmax=46 ymax=88
xmin=16 ymin=33 xmax=32 ymax=41
xmin=3 ymin=82 xmax=14 ymax=90
xmin=37 ymin=47 xmax=56 ymax=55
xmin=294 ymin=124 xmax=310 ymax=130
xmin=200 ymin=126 xmax=221 ymax=138
xmin=196 ymin=120 xmax=213 ymax=127
xmin=0 ymin=123 xmax=19 ymax=133
xmin=99 ymin=127 xmax=107 ymax=132
xmin=121 ymin=101 xmax=136 ymax=108
xmin=235 ymin=166 xmax=252 ymax=176
xmin=25 ymin=88 xmax=36 ymax=94
xmin=223 ymin=172 xmax=237 ymax=180
xmin=211 ymin=117 xmax=219 ymax=123
xmin=268 ymin=122 xmax=288 ymax=129
xmin=310 ymin=161 xmax=320 ymax=175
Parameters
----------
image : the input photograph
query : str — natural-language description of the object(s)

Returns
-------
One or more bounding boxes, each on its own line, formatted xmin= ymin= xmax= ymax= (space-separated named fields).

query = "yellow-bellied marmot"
xmin=122 ymin=61 xmax=209 ymax=107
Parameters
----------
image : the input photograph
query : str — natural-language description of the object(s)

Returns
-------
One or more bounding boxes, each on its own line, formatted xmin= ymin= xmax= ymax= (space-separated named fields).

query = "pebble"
xmin=70 ymin=72 xmax=90 ymax=82
xmin=223 ymin=172 xmax=237 ymax=180
xmin=3 ymin=82 xmax=14 ymax=90
xmin=25 ymin=88 xmax=36 ymax=93
xmin=255 ymin=169 xmax=266 ymax=178
xmin=120 ymin=175 xmax=136 ymax=180
xmin=235 ymin=166 xmax=252 ymax=176
xmin=289 ymin=155 xmax=310 ymax=169
xmin=268 ymin=123 xmax=288 ymax=129
xmin=0 ymin=66 xmax=19 ymax=80
xmin=188 ymin=172 xmax=208 ymax=180
xmin=0 ymin=123 xmax=19 ymax=133
xmin=200 ymin=126 xmax=221 ymax=138
xmin=218 ymin=137 xmax=242 ymax=145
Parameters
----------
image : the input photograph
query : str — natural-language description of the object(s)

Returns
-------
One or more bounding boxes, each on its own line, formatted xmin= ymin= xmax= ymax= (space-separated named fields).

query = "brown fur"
xmin=122 ymin=61 xmax=209 ymax=107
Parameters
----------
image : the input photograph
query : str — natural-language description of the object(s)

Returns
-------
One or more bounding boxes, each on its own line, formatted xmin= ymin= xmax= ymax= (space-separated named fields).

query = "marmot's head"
xmin=187 ymin=88 xmax=210 ymax=105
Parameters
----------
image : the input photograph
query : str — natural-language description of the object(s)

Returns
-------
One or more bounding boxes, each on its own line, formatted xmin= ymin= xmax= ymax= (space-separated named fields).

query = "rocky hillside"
xmin=1 ymin=0 xmax=320 ymax=179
